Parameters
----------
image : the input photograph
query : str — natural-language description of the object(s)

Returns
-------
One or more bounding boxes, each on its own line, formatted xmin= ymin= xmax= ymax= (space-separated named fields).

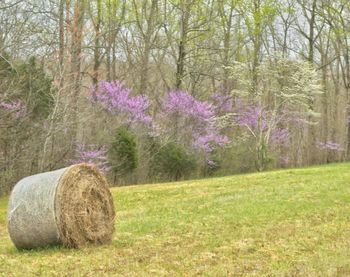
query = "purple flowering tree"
xmin=69 ymin=144 xmax=110 ymax=172
xmin=70 ymin=80 xmax=152 ymax=171
xmin=210 ymin=92 xmax=233 ymax=113
xmin=76 ymin=81 xmax=153 ymax=173
xmin=91 ymin=80 xmax=152 ymax=125
xmin=160 ymin=90 xmax=229 ymax=166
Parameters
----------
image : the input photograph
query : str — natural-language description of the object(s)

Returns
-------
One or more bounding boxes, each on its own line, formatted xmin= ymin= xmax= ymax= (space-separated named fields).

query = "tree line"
xmin=1 ymin=0 xmax=349 ymax=194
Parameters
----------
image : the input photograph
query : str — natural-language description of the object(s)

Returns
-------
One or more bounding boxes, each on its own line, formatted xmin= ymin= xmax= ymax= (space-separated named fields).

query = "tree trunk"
xmin=175 ymin=3 xmax=189 ymax=89
xmin=69 ymin=0 xmax=86 ymax=146
xmin=137 ymin=0 xmax=158 ymax=94
xmin=92 ymin=0 xmax=102 ymax=85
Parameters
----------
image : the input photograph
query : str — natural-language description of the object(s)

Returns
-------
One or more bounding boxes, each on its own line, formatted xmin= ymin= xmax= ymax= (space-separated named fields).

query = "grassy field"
xmin=0 ymin=164 xmax=350 ymax=276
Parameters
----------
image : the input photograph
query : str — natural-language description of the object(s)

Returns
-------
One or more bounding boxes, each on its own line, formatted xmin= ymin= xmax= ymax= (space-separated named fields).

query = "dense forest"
xmin=1 ymin=0 xmax=349 ymax=194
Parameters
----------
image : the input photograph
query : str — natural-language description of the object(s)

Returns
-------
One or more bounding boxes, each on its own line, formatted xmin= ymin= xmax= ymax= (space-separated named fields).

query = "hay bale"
xmin=7 ymin=164 xmax=115 ymax=249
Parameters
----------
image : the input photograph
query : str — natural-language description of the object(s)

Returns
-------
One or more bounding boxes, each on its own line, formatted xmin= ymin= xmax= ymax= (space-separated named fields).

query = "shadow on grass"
xmin=4 ymin=244 xmax=79 ymax=256
xmin=5 ymin=238 xmax=126 ymax=255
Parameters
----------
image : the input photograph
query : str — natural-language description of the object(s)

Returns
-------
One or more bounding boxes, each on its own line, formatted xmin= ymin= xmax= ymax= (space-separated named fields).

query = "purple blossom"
xmin=69 ymin=144 xmax=111 ymax=172
xmin=207 ymin=159 xmax=218 ymax=168
xmin=316 ymin=141 xmax=344 ymax=152
xmin=0 ymin=101 xmax=21 ymax=111
xmin=0 ymin=100 xmax=26 ymax=118
xmin=127 ymin=95 xmax=152 ymax=123
xmin=236 ymin=104 xmax=267 ymax=130
xmin=234 ymin=101 xmax=290 ymax=147
xmin=162 ymin=90 xmax=229 ymax=153
xmin=210 ymin=92 xmax=233 ymax=112
xmin=193 ymin=133 xmax=229 ymax=153
xmin=271 ymin=128 xmax=289 ymax=145
xmin=91 ymin=81 xmax=152 ymax=124
xmin=163 ymin=90 xmax=215 ymax=121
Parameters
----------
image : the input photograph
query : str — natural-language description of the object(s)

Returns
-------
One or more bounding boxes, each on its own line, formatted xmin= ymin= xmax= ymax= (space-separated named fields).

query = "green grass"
xmin=1 ymin=163 xmax=350 ymax=276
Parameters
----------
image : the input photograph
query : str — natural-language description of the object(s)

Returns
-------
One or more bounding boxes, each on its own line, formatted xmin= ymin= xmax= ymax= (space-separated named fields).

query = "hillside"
xmin=0 ymin=164 xmax=350 ymax=276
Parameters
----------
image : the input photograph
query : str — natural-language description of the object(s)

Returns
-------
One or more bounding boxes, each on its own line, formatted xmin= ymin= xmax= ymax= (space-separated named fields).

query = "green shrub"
xmin=109 ymin=126 xmax=138 ymax=179
xmin=150 ymin=141 xmax=196 ymax=181
xmin=17 ymin=57 xmax=54 ymax=119
xmin=0 ymin=55 xmax=54 ymax=119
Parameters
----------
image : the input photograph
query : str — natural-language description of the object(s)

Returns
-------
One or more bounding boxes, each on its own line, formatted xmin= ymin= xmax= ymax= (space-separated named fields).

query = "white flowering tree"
xmin=222 ymin=57 xmax=323 ymax=170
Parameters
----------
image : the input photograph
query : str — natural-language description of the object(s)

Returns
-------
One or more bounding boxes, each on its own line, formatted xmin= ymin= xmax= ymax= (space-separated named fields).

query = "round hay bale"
xmin=7 ymin=164 xmax=115 ymax=249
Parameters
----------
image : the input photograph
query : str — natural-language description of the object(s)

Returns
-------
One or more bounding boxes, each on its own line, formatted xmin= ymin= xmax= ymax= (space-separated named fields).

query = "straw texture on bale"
xmin=7 ymin=164 xmax=115 ymax=249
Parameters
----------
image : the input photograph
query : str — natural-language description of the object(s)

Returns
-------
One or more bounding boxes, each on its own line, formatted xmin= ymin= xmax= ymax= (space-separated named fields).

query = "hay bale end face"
xmin=7 ymin=164 xmax=115 ymax=249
